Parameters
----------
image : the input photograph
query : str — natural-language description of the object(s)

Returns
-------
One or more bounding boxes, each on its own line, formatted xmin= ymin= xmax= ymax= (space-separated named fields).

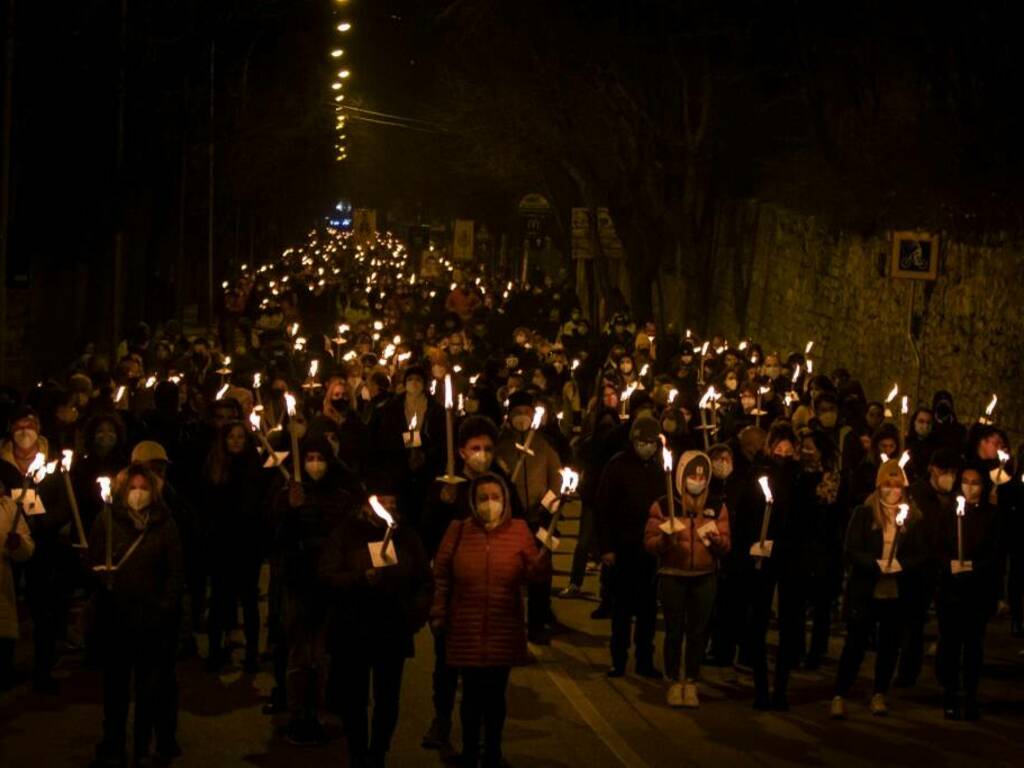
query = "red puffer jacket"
xmin=431 ymin=516 xmax=550 ymax=667
xmin=644 ymin=497 xmax=731 ymax=574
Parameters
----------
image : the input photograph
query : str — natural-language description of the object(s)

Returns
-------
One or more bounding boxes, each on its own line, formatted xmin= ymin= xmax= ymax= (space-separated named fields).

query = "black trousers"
xmin=708 ymin=569 xmax=743 ymax=665
xmin=460 ymin=666 xmax=511 ymax=766
xmin=0 ymin=637 xmax=14 ymax=687
xmin=896 ymin=576 xmax=934 ymax=685
xmin=568 ymin=503 xmax=597 ymax=587
xmin=336 ymin=648 xmax=406 ymax=764
xmin=835 ymin=598 xmax=902 ymax=696
xmin=609 ymin=560 xmax=657 ymax=670
xmin=208 ymin=557 xmax=261 ymax=660
xmin=432 ymin=630 xmax=459 ymax=723
xmin=745 ymin=570 xmax=804 ymax=698
xmin=936 ymin=599 xmax=988 ymax=697
xmin=1008 ymin=551 xmax=1024 ymax=627
xmin=26 ymin=555 xmax=67 ymax=683
xmin=99 ymin=627 xmax=164 ymax=757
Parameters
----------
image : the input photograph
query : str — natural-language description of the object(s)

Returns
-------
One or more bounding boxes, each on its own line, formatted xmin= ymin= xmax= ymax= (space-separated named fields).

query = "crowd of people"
xmin=1 ymin=228 xmax=1021 ymax=768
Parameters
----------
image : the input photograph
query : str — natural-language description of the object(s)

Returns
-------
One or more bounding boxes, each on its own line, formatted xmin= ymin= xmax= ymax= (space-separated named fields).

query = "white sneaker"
xmin=830 ymin=696 xmax=847 ymax=720
xmin=870 ymin=693 xmax=888 ymax=716
xmin=557 ymin=584 xmax=582 ymax=599
xmin=666 ymin=682 xmax=684 ymax=707
xmin=682 ymin=682 xmax=700 ymax=708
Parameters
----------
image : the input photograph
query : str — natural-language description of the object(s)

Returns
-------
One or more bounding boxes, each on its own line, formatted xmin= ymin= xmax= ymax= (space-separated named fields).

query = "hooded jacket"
xmin=430 ymin=474 xmax=550 ymax=667
xmin=644 ymin=450 xmax=731 ymax=575
xmin=494 ymin=426 xmax=561 ymax=526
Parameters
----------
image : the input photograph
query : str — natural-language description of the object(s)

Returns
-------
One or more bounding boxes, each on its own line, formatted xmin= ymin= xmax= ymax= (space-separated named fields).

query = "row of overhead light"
xmin=330 ymin=0 xmax=352 ymax=162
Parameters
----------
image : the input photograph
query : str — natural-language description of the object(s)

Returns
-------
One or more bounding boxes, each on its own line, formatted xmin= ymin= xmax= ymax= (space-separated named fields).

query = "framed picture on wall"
xmin=890 ymin=231 xmax=940 ymax=280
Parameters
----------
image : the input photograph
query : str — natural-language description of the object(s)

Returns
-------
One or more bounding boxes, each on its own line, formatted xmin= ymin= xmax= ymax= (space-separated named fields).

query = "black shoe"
xmin=635 ymin=664 xmax=662 ymax=680
xmin=963 ymin=696 xmax=980 ymax=721
xmin=942 ymin=691 xmax=961 ymax=721
xmin=590 ymin=604 xmax=612 ymax=620
xmin=32 ymin=676 xmax=60 ymax=695
xmin=421 ymin=717 xmax=452 ymax=750
xmin=606 ymin=666 xmax=626 ymax=678
xmin=155 ymin=740 xmax=183 ymax=760
xmin=527 ymin=630 xmax=551 ymax=646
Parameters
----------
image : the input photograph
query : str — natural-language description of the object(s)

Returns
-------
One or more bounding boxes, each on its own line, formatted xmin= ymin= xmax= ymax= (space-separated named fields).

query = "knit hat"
xmin=738 ymin=425 xmax=767 ymax=458
xmin=708 ymin=443 xmax=732 ymax=459
xmin=875 ymin=458 xmax=908 ymax=489
xmin=506 ymin=390 xmax=534 ymax=412
xmin=629 ymin=415 xmax=661 ymax=443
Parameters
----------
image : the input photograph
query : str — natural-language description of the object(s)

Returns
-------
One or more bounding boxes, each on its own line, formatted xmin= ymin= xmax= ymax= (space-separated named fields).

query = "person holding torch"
xmin=88 ymin=464 xmax=183 ymax=767
xmin=0 ymin=494 xmax=35 ymax=691
xmin=935 ymin=465 xmax=1000 ymax=721
xmin=319 ymin=478 xmax=433 ymax=768
xmin=831 ymin=458 xmax=927 ymax=719
xmin=644 ymin=450 xmax=731 ymax=708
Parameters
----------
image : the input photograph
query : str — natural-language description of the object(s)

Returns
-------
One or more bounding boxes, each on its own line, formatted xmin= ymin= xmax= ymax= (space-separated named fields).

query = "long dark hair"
xmin=204 ymin=419 xmax=259 ymax=486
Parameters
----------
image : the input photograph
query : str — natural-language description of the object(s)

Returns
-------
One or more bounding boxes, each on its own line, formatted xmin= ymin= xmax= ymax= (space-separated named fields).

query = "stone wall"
xmin=659 ymin=201 xmax=1024 ymax=442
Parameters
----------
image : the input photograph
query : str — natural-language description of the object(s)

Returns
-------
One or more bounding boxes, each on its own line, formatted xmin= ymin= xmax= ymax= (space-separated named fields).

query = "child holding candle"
xmin=935 ymin=465 xmax=1000 ymax=721
xmin=831 ymin=459 xmax=927 ymax=719
xmin=644 ymin=450 xmax=731 ymax=708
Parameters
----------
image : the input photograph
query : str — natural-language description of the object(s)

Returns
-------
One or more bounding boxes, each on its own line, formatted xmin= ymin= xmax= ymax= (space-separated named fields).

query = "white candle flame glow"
xmin=25 ymin=452 xmax=45 ymax=479
xmin=408 ymin=413 xmax=417 ymax=432
xmin=639 ymin=363 xmax=649 ymax=378
xmin=805 ymin=340 xmax=814 ymax=354
xmin=621 ymin=383 xmax=637 ymax=402
xmin=898 ymin=450 xmax=911 ymax=469
xmin=985 ymin=394 xmax=997 ymax=417
xmin=114 ymin=385 xmax=127 ymax=403
xmin=885 ymin=383 xmax=899 ymax=403
xmin=896 ymin=503 xmax=909 ymax=527
xmin=253 ymin=372 xmax=262 ymax=389
xmin=444 ymin=374 xmax=453 ymax=409
xmin=97 ymin=476 xmax=112 ymax=504
xmin=668 ymin=388 xmax=679 ymax=404
xmin=249 ymin=411 xmax=261 ymax=431
xmin=531 ymin=406 xmax=545 ymax=431
xmin=661 ymin=437 xmax=673 ymax=473
xmin=369 ymin=495 xmax=395 ymax=528
xmin=559 ymin=467 xmax=580 ymax=496
xmin=284 ymin=392 xmax=296 ymax=417
xmin=61 ymin=449 xmax=73 ymax=472
xmin=757 ymin=475 xmax=773 ymax=503
xmin=216 ymin=383 xmax=230 ymax=400
xmin=998 ymin=449 xmax=1009 ymax=464
xmin=792 ymin=365 xmax=801 ymax=383
xmin=956 ymin=495 xmax=966 ymax=517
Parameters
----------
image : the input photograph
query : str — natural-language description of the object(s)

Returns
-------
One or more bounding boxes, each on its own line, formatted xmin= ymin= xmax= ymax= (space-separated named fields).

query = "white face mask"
xmin=511 ymin=414 xmax=533 ymax=432
xmin=477 ymin=499 xmax=503 ymax=524
xmin=685 ymin=478 xmax=707 ymax=496
xmin=740 ymin=397 xmax=756 ymax=411
xmin=13 ymin=429 xmax=38 ymax=450
xmin=633 ymin=441 xmax=658 ymax=461
xmin=880 ymin=487 xmax=903 ymax=505
xmin=305 ymin=460 xmax=328 ymax=481
xmin=936 ymin=473 xmax=955 ymax=493
xmin=465 ymin=450 xmax=493 ymax=474
xmin=405 ymin=380 xmax=424 ymax=397
xmin=712 ymin=461 xmax=733 ymax=479
xmin=127 ymin=489 xmax=151 ymax=512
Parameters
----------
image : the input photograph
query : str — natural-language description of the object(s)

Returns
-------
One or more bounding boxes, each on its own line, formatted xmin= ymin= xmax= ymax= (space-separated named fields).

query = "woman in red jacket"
xmin=645 ymin=450 xmax=731 ymax=709
xmin=431 ymin=473 xmax=551 ymax=768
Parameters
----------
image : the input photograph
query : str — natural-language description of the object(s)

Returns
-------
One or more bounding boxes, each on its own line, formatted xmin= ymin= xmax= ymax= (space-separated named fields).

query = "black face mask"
xmin=193 ymin=353 xmax=208 ymax=366
xmin=330 ymin=396 xmax=349 ymax=412
xmin=934 ymin=402 xmax=952 ymax=422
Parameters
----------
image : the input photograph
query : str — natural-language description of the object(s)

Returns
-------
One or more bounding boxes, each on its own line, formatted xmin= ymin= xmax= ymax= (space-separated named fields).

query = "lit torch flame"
xmin=621 ymin=383 xmax=637 ymax=403
xmin=97 ymin=476 xmax=112 ymax=504
xmin=284 ymin=392 xmax=296 ymax=417
xmin=216 ymin=383 xmax=230 ymax=400
xmin=559 ymin=467 xmax=580 ymax=496
xmin=444 ymin=374 xmax=453 ymax=409
xmin=253 ymin=372 xmax=262 ymax=389
xmin=899 ymin=450 xmax=911 ymax=469
xmin=531 ymin=406 xmax=545 ymax=431
xmin=985 ymin=394 xmax=997 ymax=417
xmin=249 ymin=411 xmax=261 ymax=432
xmin=661 ymin=435 xmax=673 ymax=473
xmin=61 ymin=449 xmax=73 ymax=472
xmin=901 ymin=396 xmax=909 ymax=415
xmin=805 ymin=340 xmax=814 ymax=354
xmin=309 ymin=360 xmax=319 ymax=379
xmin=956 ymin=495 xmax=966 ymax=517
xmin=668 ymin=388 xmax=679 ymax=405
xmin=896 ymin=503 xmax=909 ymax=527
xmin=25 ymin=452 xmax=45 ymax=480
xmin=885 ymin=383 xmax=899 ymax=403
xmin=998 ymin=449 xmax=1009 ymax=464
xmin=408 ymin=413 xmax=418 ymax=432
xmin=369 ymin=495 xmax=396 ymax=528
xmin=757 ymin=475 xmax=773 ymax=504
xmin=114 ymin=385 xmax=127 ymax=404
